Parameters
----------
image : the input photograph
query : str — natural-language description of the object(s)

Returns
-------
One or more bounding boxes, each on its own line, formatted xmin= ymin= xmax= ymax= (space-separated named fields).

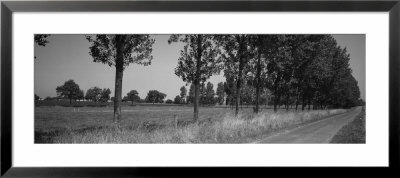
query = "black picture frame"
xmin=1 ymin=0 xmax=399 ymax=177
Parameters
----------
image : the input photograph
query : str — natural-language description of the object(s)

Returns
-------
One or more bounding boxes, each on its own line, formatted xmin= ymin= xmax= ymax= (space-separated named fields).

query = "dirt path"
xmin=257 ymin=107 xmax=363 ymax=143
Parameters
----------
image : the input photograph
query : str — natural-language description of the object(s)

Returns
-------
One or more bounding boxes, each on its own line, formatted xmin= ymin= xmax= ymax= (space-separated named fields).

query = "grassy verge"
xmin=330 ymin=107 xmax=365 ymax=143
xmin=36 ymin=109 xmax=347 ymax=143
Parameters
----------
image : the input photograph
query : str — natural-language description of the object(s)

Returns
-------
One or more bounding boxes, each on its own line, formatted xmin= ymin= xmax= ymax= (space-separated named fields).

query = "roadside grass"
xmin=35 ymin=106 xmax=347 ymax=143
xmin=330 ymin=107 xmax=366 ymax=143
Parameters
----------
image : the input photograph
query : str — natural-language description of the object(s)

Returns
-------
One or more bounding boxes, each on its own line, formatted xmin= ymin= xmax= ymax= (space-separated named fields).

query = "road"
xmin=257 ymin=107 xmax=362 ymax=143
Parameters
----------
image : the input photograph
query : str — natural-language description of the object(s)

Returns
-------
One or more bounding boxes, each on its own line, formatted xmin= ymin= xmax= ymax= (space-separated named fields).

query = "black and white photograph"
xmin=34 ymin=34 xmax=366 ymax=144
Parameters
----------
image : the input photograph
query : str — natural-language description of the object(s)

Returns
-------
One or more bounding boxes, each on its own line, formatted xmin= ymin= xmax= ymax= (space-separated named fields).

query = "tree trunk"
xmin=302 ymin=93 xmax=306 ymax=111
xmin=274 ymin=92 xmax=281 ymax=112
xmin=295 ymin=87 xmax=300 ymax=111
xmin=235 ymin=77 xmax=242 ymax=116
xmin=194 ymin=81 xmax=200 ymax=122
xmin=254 ymin=51 xmax=262 ymax=114
xmin=113 ymin=35 xmax=124 ymax=123
xmin=235 ymin=37 xmax=245 ymax=116
xmin=286 ymin=94 xmax=290 ymax=111
xmin=273 ymin=72 xmax=281 ymax=113
xmin=193 ymin=35 xmax=203 ymax=122
xmin=69 ymin=98 xmax=72 ymax=105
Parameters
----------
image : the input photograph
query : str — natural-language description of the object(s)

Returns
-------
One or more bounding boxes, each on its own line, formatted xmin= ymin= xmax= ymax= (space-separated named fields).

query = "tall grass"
xmin=36 ymin=109 xmax=347 ymax=143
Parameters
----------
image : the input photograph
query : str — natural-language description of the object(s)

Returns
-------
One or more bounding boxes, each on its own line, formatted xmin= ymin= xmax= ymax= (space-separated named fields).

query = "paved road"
xmin=257 ymin=107 xmax=362 ymax=143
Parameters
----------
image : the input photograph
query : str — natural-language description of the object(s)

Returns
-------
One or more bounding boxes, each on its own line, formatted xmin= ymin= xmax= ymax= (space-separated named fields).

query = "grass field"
xmin=330 ymin=106 xmax=366 ymax=143
xmin=35 ymin=105 xmax=347 ymax=143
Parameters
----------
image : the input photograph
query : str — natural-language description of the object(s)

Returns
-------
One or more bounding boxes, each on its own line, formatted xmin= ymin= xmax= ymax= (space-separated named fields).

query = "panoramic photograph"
xmin=34 ymin=34 xmax=365 ymax=144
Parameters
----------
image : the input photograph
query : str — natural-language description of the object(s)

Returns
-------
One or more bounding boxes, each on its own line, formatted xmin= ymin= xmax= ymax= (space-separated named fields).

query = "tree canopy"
xmin=56 ymin=79 xmax=81 ymax=104
xmin=127 ymin=90 xmax=140 ymax=104
xmin=34 ymin=34 xmax=51 ymax=46
xmin=85 ymin=87 xmax=102 ymax=102
xmin=34 ymin=34 xmax=51 ymax=59
xmin=180 ymin=86 xmax=187 ymax=104
xmin=216 ymin=82 xmax=225 ymax=105
xmin=145 ymin=90 xmax=167 ymax=104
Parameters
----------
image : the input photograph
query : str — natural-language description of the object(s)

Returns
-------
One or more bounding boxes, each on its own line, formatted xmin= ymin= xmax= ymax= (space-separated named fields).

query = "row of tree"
xmin=41 ymin=79 xmax=170 ymax=105
xmin=175 ymin=82 xmax=223 ymax=106
xmin=171 ymin=81 xmax=275 ymax=108
xmin=121 ymin=90 xmax=167 ymax=104
xmin=36 ymin=34 xmax=362 ymax=123
xmin=168 ymin=34 xmax=362 ymax=120
xmin=54 ymin=79 xmax=111 ymax=104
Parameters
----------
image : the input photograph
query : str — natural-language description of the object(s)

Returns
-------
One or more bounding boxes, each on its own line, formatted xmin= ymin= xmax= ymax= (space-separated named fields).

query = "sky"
xmin=34 ymin=34 xmax=365 ymax=101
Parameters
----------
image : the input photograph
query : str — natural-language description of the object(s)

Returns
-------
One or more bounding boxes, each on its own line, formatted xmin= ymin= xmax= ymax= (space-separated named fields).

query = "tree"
xmin=179 ymin=86 xmax=187 ymax=104
xmin=199 ymin=82 xmax=206 ymax=105
xmin=34 ymin=34 xmax=51 ymax=59
xmin=76 ymin=90 xmax=85 ymax=101
xmin=241 ymin=83 xmax=255 ymax=108
xmin=127 ymin=90 xmax=140 ymax=105
xmin=358 ymin=99 xmax=366 ymax=106
xmin=86 ymin=35 xmax=155 ymax=123
xmin=168 ymin=35 xmax=223 ymax=121
xmin=286 ymin=35 xmax=314 ymax=110
xmin=269 ymin=35 xmax=294 ymax=112
xmin=166 ymin=99 xmax=174 ymax=104
xmin=85 ymin=87 xmax=102 ymax=102
xmin=327 ymin=51 xmax=361 ymax=109
xmin=100 ymin=88 xmax=111 ymax=102
xmin=187 ymin=84 xmax=195 ymax=104
xmin=246 ymin=35 xmax=279 ymax=113
xmin=35 ymin=34 xmax=51 ymax=46
xmin=145 ymin=90 xmax=167 ymax=104
xmin=295 ymin=35 xmax=340 ymax=110
xmin=204 ymin=82 xmax=216 ymax=105
xmin=56 ymin=79 xmax=81 ymax=104
xmin=224 ymin=77 xmax=236 ymax=108
xmin=174 ymin=95 xmax=182 ymax=104
xmin=216 ymin=35 xmax=253 ymax=116
xmin=35 ymin=94 xmax=40 ymax=101
xmin=216 ymin=82 xmax=225 ymax=105
xmin=260 ymin=88 xmax=272 ymax=107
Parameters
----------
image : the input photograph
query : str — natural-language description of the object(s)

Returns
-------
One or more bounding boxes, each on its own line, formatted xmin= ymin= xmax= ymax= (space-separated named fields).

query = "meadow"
xmin=35 ymin=104 xmax=347 ymax=143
